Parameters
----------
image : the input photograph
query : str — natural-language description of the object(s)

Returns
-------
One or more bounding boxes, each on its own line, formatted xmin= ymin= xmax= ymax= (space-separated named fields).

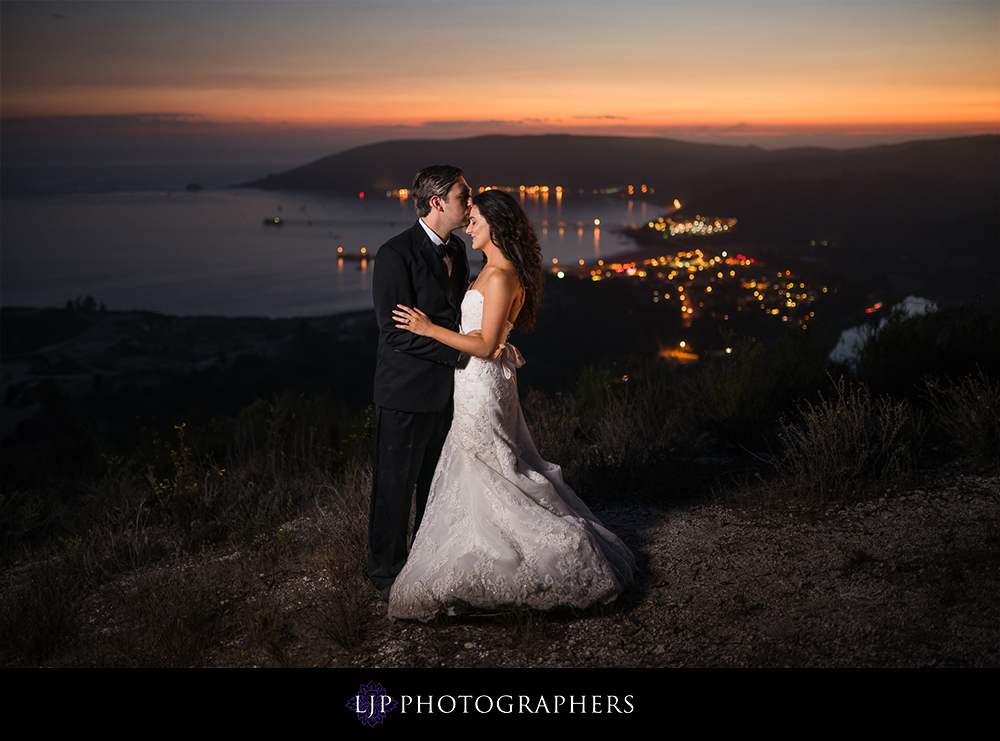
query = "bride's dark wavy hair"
xmin=473 ymin=189 xmax=543 ymax=332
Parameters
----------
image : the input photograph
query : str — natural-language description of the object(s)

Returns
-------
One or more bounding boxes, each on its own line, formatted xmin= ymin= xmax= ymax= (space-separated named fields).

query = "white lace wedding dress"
xmin=388 ymin=289 xmax=635 ymax=621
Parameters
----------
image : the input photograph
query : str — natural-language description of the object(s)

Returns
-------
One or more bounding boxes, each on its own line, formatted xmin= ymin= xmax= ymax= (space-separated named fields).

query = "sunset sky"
xmin=2 ymin=0 xmax=998 ymax=159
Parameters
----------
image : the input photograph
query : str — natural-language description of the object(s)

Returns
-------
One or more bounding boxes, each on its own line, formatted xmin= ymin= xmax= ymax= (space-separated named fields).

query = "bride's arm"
xmin=394 ymin=271 xmax=517 ymax=358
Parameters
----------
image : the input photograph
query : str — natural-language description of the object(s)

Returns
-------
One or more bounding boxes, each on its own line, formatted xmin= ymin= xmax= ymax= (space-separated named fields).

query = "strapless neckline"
xmin=464 ymin=287 xmax=514 ymax=331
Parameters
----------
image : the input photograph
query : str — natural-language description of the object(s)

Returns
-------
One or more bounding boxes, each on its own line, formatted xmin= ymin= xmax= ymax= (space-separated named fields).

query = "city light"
xmin=584 ymin=245 xmax=822 ymax=329
xmin=649 ymin=215 xmax=737 ymax=237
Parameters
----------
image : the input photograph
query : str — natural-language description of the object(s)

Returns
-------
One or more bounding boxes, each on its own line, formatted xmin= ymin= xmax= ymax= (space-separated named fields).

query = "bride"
xmin=388 ymin=189 xmax=635 ymax=621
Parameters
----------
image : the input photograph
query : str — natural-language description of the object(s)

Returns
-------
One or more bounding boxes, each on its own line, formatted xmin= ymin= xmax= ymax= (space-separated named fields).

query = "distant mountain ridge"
xmin=247 ymin=133 xmax=999 ymax=300
xmin=245 ymin=133 xmax=999 ymax=200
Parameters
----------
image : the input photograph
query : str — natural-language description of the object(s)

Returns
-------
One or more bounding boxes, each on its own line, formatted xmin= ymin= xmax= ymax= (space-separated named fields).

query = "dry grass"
xmin=316 ymin=462 xmax=372 ymax=650
xmin=774 ymin=377 xmax=921 ymax=502
xmin=924 ymin=371 xmax=1000 ymax=472
xmin=0 ymin=392 xmax=376 ymax=668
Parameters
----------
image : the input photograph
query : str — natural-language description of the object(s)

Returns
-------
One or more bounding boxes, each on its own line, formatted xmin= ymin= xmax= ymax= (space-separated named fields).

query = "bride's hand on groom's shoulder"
xmin=394 ymin=305 xmax=433 ymax=336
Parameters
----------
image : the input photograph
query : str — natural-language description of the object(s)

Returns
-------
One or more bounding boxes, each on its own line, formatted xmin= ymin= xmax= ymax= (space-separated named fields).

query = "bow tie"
xmin=433 ymin=239 xmax=454 ymax=277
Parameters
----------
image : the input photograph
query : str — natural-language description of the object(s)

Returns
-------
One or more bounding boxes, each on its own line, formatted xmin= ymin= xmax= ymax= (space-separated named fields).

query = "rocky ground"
xmin=212 ymin=465 xmax=998 ymax=669
xmin=4 ymin=446 xmax=996 ymax=669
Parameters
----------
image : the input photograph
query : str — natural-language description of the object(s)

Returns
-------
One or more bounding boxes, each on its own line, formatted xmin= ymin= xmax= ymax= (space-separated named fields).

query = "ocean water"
xmin=1 ymin=161 xmax=659 ymax=317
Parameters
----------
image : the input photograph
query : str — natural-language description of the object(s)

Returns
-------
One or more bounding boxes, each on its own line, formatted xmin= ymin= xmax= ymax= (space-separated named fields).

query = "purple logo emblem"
xmin=347 ymin=681 xmax=398 ymax=727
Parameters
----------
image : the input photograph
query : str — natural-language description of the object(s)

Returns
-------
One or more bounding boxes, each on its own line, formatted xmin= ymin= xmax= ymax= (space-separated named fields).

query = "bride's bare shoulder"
xmin=480 ymin=269 xmax=523 ymax=324
xmin=481 ymin=266 xmax=520 ymax=293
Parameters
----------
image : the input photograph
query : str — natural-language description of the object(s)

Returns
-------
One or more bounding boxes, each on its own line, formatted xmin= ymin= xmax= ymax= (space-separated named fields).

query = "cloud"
xmin=572 ymin=115 xmax=630 ymax=121
xmin=1 ymin=113 xmax=224 ymax=135
xmin=717 ymin=122 xmax=749 ymax=133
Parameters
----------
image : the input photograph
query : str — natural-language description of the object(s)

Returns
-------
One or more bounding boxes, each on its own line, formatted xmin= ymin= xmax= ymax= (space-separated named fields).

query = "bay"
xmin=1 ymin=166 xmax=660 ymax=318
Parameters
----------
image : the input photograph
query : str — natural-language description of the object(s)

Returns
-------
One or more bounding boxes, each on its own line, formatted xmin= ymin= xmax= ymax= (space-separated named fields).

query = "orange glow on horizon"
xmin=4 ymin=100 xmax=993 ymax=143
xmin=2 ymin=1 xmax=996 ymax=144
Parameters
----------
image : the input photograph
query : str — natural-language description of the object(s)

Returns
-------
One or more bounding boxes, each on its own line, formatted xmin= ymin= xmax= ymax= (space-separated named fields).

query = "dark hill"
xmin=684 ymin=135 xmax=999 ymax=276
xmin=246 ymin=134 xmax=999 ymax=302
xmin=245 ymin=134 xmax=779 ymax=194
xmin=245 ymin=133 xmax=998 ymax=198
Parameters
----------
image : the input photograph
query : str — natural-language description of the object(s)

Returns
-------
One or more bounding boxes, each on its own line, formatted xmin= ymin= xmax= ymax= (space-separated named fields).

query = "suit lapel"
xmin=413 ymin=222 xmax=452 ymax=301
xmin=450 ymin=237 xmax=468 ymax=309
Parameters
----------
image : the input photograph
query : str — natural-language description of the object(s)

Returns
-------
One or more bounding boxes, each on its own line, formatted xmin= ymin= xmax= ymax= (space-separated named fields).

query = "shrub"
xmin=583 ymin=372 xmax=696 ymax=496
xmin=775 ymin=377 xmax=921 ymax=502
xmin=696 ymin=341 xmax=776 ymax=448
xmin=694 ymin=330 xmax=828 ymax=450
xmin=91 ymin=563 xmax=231 ymax=668
xmin=859 ymin=303 xmax=1000 ymax=397
xmin=924 ymin=371 xmax=1000 ymax=471
xmin=317 ymin=460 xmax=372 ymax=649
xmin=0 ymin=549 xmax=86 ymax=666
xmin=529 ymin=362 xmax=705 ymax=499
xmin=522 ymin=390 xmax=586 ymax=486
xmin=574 ymin=365 xmax=621 ymax=411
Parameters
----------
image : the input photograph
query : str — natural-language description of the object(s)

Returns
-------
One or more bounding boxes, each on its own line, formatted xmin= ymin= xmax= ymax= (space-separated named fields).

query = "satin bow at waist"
xmin=497 ymin=341 xmax=525 ymax=380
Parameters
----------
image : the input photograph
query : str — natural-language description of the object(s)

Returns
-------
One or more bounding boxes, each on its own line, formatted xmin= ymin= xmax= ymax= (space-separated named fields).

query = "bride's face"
xmin=465 ymin=206 xmax=491 ymax=251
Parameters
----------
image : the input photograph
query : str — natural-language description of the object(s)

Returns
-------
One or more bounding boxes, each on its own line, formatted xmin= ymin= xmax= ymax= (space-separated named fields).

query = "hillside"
xmin=246 ymin=133 xmax=998 ymax=199
xmin=246 ymin=134 xmax=774 ymax=194
xmin=246 ymin=134 xmax=999 ymax=299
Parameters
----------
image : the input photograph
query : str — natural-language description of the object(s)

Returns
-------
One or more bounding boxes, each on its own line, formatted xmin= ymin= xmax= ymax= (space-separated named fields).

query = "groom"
xmin=368 ymin=165 xmax=472 ymax=601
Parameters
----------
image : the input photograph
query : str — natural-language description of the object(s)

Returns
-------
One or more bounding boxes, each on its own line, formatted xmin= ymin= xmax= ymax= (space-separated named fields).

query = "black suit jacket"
xmin=372 ymin=221 xmax=470 ymax=412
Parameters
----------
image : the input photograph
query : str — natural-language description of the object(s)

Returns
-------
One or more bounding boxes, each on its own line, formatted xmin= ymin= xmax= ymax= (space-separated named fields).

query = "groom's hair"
xmin=412 ymin=165 xmax=464 ymax=217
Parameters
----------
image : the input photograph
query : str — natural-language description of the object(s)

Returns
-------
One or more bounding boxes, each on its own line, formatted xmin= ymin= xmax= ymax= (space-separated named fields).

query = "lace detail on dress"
xmin=389 ymin=290 xmax=635 ymax=621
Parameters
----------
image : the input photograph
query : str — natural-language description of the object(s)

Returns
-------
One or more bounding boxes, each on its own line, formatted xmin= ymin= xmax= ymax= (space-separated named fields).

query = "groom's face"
xmin=440 ymin=177 xmax=472 ymax=232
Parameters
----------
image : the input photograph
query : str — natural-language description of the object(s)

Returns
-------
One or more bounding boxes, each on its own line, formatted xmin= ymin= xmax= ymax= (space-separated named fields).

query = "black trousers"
xmin=367 ymin=401 xmax=453 ymax=591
